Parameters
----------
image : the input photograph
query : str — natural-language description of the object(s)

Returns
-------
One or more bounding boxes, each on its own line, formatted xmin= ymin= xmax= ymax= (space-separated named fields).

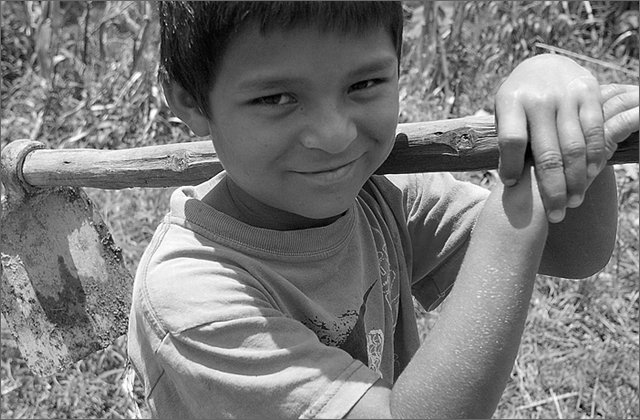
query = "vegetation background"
xmin=1 ymin=1 xmax=638 ymax=418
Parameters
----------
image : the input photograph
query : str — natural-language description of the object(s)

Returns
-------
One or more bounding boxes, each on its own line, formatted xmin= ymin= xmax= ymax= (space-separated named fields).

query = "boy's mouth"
xmin=295 ymin=156 xmax=363 ymax=184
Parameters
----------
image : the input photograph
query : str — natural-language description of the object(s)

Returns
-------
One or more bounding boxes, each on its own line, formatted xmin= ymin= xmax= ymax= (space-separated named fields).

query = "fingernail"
xmin=587 ymin=163 xmax=600 ymax=178
xmin=567 ymin=195 xmax=583 ymax=208
xmin=503 ymin=178 xmax=517 ymax=187
xmin=548 ymin=209 xmax=565 ymax=223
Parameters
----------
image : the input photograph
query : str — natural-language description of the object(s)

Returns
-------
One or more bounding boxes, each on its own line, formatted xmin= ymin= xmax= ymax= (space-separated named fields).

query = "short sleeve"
xmin=135 ymin=248 xmax=381 ymax=419
xmin=386 ymin=173 xmax=489 ymax=310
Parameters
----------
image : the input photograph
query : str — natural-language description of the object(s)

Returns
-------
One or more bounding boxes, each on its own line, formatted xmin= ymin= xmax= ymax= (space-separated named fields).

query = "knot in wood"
xmin=455 ymin=131 xmax=474 ymax=151
xmin=168 ymin=151 xmax=191 ymax=172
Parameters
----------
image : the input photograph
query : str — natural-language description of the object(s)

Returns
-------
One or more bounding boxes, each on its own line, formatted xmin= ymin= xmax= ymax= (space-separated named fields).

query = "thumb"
xmin=602 ymin=88 xmax=639 ymax=159
xmin=600 ymin=83 xmax=637 ymax=104
xmin=603 ymin=106 xmax=639 ymax=159
xmin=603 ymin=90 xmax=639 ymax=121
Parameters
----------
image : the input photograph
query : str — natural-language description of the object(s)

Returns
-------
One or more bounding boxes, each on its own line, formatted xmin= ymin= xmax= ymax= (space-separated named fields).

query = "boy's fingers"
xmin=600 ymin=83 xmax=637 ymax=104
xmin=557 ymin=103 xmax=587 ymax=208
xmin=602 ymin=89 xmax=639 ymax=158
xmin=604 ymin=106 xmax=640 ymax=158
xmin=529 ymin=108 xmax=567 ymax=223
xmin=496 ymin=102 xmax=528 ymax=186
xmin=577 ymin=92 xmax=606 ymax=180
xmin=603 ymin=91 xmax=639 ymax=121
xmin=603 ymin=89 xmax=639 ymax=159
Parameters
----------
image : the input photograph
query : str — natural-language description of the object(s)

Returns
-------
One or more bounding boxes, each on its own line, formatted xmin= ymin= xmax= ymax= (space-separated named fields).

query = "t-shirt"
xmin=127 ymin=172 xmax=489 ymax=419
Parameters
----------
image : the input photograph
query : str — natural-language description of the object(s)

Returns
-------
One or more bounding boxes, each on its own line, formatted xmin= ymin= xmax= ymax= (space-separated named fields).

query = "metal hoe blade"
xmin=1 ymin=185 xmax=132 ymax=376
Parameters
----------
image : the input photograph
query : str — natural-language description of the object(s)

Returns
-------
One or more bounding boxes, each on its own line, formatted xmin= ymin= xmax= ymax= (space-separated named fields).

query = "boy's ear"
xmin=163 ymin=82 xmax=210 ymax=137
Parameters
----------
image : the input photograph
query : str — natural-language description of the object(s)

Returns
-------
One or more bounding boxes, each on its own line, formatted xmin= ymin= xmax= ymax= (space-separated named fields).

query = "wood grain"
xmin=10 ymin=115 xmax=640 ymax=190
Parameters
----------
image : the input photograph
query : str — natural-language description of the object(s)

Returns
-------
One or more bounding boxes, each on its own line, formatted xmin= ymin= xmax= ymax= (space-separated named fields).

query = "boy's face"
xmin=205 ymin=24 xmax=399 ymax=225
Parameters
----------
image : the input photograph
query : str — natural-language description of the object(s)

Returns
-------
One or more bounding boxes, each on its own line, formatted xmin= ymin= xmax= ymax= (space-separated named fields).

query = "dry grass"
xmin=2 ymin=1 xmax=638 ymax=418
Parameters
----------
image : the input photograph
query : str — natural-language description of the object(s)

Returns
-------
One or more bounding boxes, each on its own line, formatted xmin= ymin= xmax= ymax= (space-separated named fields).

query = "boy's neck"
xmin=213 ymin=176 xmax=344 ymax=231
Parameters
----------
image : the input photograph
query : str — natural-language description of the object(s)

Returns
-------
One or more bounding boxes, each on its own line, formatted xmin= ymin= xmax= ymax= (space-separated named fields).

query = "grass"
xmin=2 ymin=1 xmax=638 ymax=418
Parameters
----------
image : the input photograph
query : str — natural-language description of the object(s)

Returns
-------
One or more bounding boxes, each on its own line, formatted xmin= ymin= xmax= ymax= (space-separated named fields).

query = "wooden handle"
xmin=5 ymin=115 xmax=639 ymax=190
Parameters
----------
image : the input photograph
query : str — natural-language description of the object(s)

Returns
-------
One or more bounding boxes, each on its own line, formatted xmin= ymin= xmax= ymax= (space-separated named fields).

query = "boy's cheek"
xmin=365 ymin=95 xmax=399 ymax=144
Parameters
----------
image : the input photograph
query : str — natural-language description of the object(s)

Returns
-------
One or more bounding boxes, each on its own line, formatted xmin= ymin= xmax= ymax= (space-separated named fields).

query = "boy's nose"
xmin=300 ymin=104 xmax=357 ymax=154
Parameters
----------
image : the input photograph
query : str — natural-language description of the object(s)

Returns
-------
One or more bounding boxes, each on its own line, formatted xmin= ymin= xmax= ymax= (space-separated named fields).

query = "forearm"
xmin=539 ymin=166 xmax=618 ymax=278
xmin=391 ymin=168 xmax=548 ymax=418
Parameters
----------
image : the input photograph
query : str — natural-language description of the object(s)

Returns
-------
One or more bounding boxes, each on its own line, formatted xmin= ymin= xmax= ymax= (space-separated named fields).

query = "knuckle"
xmin=582 ymin=124 xmax=605 ymax=143
xmin=570 ymin=75 xmax=598 ymax=91
xmin=535 ymin=150 xmax=564 ymax=172
xmin=495 ymin=85 xmax=516 ymax=103
xmin=609 ymin=94 xmax=627 ymax=111
xmin=615 ymin=109 xmax=637 ymax=131
xmin=562 ymin=142 xmax=586 ymax=160
xmin=585 ymin=141 xmax=607 ymax=159
xmin=523 ymin=90 xmax=556 ymax=106
xmin=495 ymin=89 xmax=508 ymax=103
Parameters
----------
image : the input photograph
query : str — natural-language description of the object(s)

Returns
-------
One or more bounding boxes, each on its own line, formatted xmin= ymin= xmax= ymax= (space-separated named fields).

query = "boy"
xmin=127 ymin=2 xmax=638 ymax=418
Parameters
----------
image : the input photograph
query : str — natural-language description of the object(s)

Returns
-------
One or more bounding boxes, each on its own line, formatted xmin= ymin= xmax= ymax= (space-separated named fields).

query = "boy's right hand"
xmin=494 ymin=54 xmax=606 ymax=223
xmin=495 ymin=55 xmax=639 ymax=223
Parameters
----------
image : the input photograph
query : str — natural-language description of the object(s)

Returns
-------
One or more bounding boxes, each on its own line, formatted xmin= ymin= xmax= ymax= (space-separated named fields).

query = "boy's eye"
xmin=349 ymin=79 xmax=381 ymax=93
xmin=252 ymin=93 xmax=296 ymax=106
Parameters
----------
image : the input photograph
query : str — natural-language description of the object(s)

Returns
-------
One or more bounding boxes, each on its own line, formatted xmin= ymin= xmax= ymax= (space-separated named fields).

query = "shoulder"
xmin=363 ymin=173 xmax=489 ymax=214
xmin=131 ymin=218 xmax=272 ymax=335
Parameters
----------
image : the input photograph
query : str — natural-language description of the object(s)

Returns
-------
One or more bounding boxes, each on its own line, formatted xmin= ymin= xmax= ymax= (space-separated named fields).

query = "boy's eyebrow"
xmin=346 ymin=56 xmax=398 ymax=79
xmin=237 ymin=77 xmax=302 ymax=93
xmin=236 ymin=56 xmax=398 ymax=93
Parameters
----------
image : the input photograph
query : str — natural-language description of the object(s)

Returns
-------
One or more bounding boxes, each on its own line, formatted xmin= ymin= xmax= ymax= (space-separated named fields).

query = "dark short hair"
xmin=159 ymin=1 xmax=404 ymax=118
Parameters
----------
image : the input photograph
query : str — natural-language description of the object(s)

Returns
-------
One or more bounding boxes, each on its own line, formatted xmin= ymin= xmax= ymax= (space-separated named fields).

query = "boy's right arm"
xmin=346 ymin=165 xmax=549 ymax=419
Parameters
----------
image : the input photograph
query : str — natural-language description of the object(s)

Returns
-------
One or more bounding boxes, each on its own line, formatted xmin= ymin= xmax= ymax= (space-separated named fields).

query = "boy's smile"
xmin=204 ymin=24 xmax=400 ymax=229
